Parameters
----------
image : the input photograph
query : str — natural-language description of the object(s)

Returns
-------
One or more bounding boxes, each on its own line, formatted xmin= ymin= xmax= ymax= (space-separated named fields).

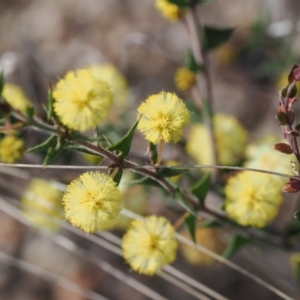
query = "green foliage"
xmin=166 ymin=0 xmax=188 ymax=8
xmin=66 ymin=145 xmax=103 ymax=158
xmin=176 ymin=188 xmax=197 ymax=216
xmin=184 ymin=213 xmax=197 ymax=242
xmin=185 ymin=49 xmax=202 ymax=72
xmin=223 ymin=233 xmax=249 ymax=259
xmin=110 ymin=168 xmax=123 ymax=186
xmin=43 ymin=136 xmax=66 ymax=167
xmin=157 ymin=166 xmax=189 ymax=178
xmin=294 ymin=210 xmax=300 ymax=222
xmin=190 ymin=173 xmax=211 ymax=205
xmin=129 ymin=176 xmax=162 ymax=188
xmin=0 ymin=71 xmax=4 ymax=97
xmin=285 ymin=221 xmax=300 ymax=237
xmin=198 ymin=218 xmax=222 ymax=228
xmin=276 ymin=112 xmax=288 ymax=125
xmin=108 ymin=120 xmax=139 ymax=159
xmin=150 ymin=142 xmax=158 ymax=165
xmin=281 ymin=85 xmax=297 ymax=98
xmin=26 ymin=106 xmax=35 ymax=120
xmin=202 ymin=26 xmax=234 ymax=51
xmin=26 ymin=135 xmax=57 ymax=154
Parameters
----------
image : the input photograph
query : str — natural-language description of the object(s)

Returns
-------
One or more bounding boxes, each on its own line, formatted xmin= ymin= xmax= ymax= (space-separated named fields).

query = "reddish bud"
xmin=282 ymin=182 xmax=300 ymax=193
xmin=288 ymin=64 xmax=300 ymax=83
xmin=290 ymin=177 xmax=300 ymax=190
xmin=278 ymin=102 xmax=285 ymax=113
xmin=274 ymin=143 xmax=293 ymax=154
xmin=292 ymin=64 xmax=300 ymax=82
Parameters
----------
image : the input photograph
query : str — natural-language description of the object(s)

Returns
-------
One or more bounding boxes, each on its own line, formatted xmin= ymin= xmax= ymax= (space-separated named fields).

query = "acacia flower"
xmin=137 ymin=91 xmax=190 ymax=144
xmin=186 ymin=113 xmax=247 ymax=166
xmin=2 ymin=83 xmax=32 ymax=113
xmin=0 ymin=135 xmax=24 ymax=163
xmin=53 ymin=69 xmax=113 ymax=132
xmin=63 ymin=172 xmax=121 ymax=233
xmin=122 ymin=216 xmax=177 ymax=275
xmin=244 ymin=135 xmax=293 ymax=186
xmin=90 ymin=64 xmax=128 ymax=110
xmin=22 ymin=179 xmax=64 ymax=232
xmin=175 ymin=68 xmax=196 ymax=91
xmin=155 ymin=0 xmax=185 ymax=21
xmin=225 ymin=172 xmax=283 ymax=228
xmin=180 ymin=227 xmax=226 ymax=265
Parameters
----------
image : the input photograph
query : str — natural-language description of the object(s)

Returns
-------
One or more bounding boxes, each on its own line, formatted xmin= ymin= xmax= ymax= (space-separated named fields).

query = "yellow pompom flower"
xmin=155 ymin=0 xmax=185 ymax=21
xmin=90 ymin=64 xmax=128 ymax=110
xmin=63 ymin=172 xmax=121 ymax=233
xmin=244 ymin=135 xmax=293 ymax=186
xmin=2 ymin=83 xmax=32 ymax=113
xmin=225 ymin=172 xmax=283 ymax=228
xmin=137 ymin=91 xmax=190 ymax=144
xmin=0 ymin=135 xmax=24 ymax=163
xmin=122 ymin=216 xmax=178 ymax=275
xmin=175 ymin=68 xmax=196 ymax=91
xmin=22 ymin=179 xmax=64 ymax=232
xmin=180 ymin=227 xmax=227 ymax=265
xmin=186 ymin=113 xmax=247 ymax=166
xmin=53 ymin=69 xmax=113 ymax=132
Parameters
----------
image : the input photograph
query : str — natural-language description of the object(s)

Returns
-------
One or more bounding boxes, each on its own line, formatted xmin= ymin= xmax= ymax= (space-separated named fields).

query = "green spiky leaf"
xmin=110 ymin=168 xmax=123 ymax=186
xmin=149 ymin=142 xmax=158 ymax=165
xmin=129 ymin=176 xmax=162 ymax=188
xmin=43 ymin=137 xmax=66 ymax=167
xmin=202 ymin=26 xmax=234 ymax=51
xmin=223 ymin=233 xmax=249 ymax=259
xmin=26 ymin=135 xmax=57 ymax=154
xmin=184 ymin=213 xmax=197 ymax=242
xmin=108 ymin=120 xmax=139 ymax=159
xmin=157 ymin=166 xmax=189 ymax=178
xmin=190 ymin=173 xmax=211 ymax=205
xmin=176 ymin=188 xmax=197 ymax=216
xmin=185 ymin=49 xmax=202 ymax=72
xmin=66 ymin=145 xmax=103 ymax=158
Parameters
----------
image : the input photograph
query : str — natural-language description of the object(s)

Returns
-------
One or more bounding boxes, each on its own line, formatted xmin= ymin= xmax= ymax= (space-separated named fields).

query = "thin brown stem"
xmin=185 ymin=7 xmax=219 ymax=182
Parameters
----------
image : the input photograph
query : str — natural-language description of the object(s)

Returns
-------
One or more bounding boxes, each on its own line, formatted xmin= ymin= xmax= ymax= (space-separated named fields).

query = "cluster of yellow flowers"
xmin=0 ymin=83 xmax=31 ymax=164
xmin=180 ymin=227 xmax=227 ymax=265
xmin=186 ymin=113 xmax=248 ymax=166
xmin=22 ymin=179 xmax=64 ymax=232
xmin=122 ymin=216 xmax=178 ymax=275
xmin=0 ymin=135 xmax=24 ymax=163
xmin=2 ymin=83 xmax=32 ymax=113
xmin=155 ymin=0 xmax=185 ymax=21
xmin=175 ymin=67 xmax=197 ymax=91
xmin=225 ymin=136 xmax=292 ymax=228
xmin=137 ymin=91 xmax=190 ymax=144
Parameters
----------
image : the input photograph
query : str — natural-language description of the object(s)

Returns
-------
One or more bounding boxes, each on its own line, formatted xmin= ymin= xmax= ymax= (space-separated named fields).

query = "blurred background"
xmin=1 ymin=0 xmax=300 ymax=299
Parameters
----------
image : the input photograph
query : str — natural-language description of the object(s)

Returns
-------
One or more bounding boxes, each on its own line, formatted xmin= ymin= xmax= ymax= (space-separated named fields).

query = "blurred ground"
xmin=1 ymin=0 xmax=300 ymax=299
